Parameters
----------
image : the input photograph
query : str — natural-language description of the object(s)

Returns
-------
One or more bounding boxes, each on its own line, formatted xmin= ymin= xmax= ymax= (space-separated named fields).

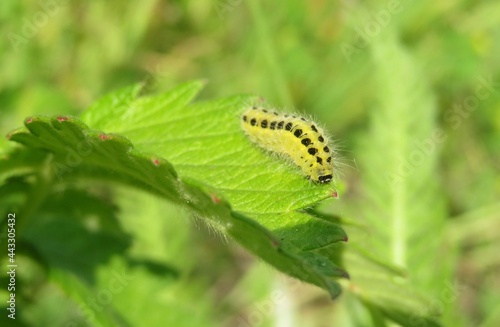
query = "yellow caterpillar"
xmin=241 ymin=106 xmax=335 ymax=184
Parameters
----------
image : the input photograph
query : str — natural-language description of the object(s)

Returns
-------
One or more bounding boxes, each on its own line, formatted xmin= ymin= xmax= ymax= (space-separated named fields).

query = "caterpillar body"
xmin=241 ymin=106 xmax=335 ymax=184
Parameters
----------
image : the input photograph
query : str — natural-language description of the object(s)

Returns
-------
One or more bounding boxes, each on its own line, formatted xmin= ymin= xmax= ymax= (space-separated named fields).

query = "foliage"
xmin=1 ymin=1 xmax=499 ymax=326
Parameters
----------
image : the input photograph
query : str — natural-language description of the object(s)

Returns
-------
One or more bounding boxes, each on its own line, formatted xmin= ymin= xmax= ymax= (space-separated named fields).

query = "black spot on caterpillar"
xmin=241 ymin=106 xmax=335 ymax=184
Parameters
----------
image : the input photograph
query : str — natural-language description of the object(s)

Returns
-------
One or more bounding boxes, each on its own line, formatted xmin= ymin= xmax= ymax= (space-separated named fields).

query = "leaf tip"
xmin=5 ymin=127 xmax=27 ymax=141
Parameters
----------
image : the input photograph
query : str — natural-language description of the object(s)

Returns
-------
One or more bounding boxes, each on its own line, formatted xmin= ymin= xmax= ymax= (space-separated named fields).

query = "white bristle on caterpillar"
xmin=241 ymin=106 xmax=336 ymax=184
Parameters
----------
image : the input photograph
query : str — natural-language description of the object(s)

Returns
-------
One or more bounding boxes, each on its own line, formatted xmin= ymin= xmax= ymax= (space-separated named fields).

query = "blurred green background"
xmin=1 ymin=0 xmax=500 ymax=326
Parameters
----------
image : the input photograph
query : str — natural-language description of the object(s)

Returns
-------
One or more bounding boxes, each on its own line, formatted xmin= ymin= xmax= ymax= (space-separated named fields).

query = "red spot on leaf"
xmin=152 ymin=159 xmax=160 ymax=166
xmin=99 ymin=134 xmax=109 ymax=140
xmin=57 ymin=116 xmax=69 ymax=122
xmin=332 ymin=191 xmax=338 ymax=198
xmin=211 ymin=194 xmax=220 ymax=204
xmin=26 ymin=118 xmax=33 ymax=124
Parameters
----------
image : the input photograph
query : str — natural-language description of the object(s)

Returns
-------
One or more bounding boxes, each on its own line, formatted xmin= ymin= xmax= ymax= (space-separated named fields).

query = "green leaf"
xmin=339 ymin=28 xmax=452 ymax=326
xmin=8 ymin=81 xmax=348 ymax=297
xmin=51 ymin=257 xmax=218 ymax=327
xmin=47 ymin=267 xmax=124 ymax=327
xmin=21 ymin=188 xmax=131 ymax=283
xmin=81 ymin=81 xmax=339 ymax=213
xmin=365 ymin=28 xmax=449 ymax=291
